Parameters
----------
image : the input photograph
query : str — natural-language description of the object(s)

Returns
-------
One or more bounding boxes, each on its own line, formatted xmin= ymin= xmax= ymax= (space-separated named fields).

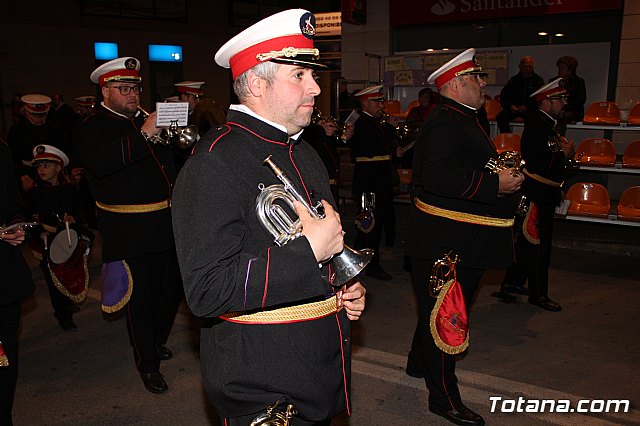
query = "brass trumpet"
xmin=311 ymin=108 xmax=349 ymax=141
xmin=137 ymin=106 xmax=199 ymax=149
xmin=256 ymin=156 xmax=373 ymax=286
xmin=485 ymin=151 xmax=525 ymax=177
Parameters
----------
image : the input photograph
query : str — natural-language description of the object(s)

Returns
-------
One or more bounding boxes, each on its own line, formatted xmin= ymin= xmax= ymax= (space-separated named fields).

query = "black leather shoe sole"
xmin=429 ymin=405 xmax=485 ymax=426
xmin=503 ymin=283 xmax=529 ymax=295
xmin=528 ymin=298 xmax=562 ymax=312
xmin=156 ymin=345 xmax=173 ymax=361
xmin=491 ymin=291 xmax=517 ymax=303
xmin=141 ymin=372 xmax=168 ymax=394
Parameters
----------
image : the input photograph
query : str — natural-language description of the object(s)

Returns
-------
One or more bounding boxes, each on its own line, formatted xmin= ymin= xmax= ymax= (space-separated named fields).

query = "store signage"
xmin=390 ymin=0 xmax=623 ymax=26
xmin=316 ymin=12 xmax=342 ymax=36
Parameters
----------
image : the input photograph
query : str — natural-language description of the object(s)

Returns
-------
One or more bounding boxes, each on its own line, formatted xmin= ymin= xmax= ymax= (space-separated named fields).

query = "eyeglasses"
xmin=110 ymin=85 xmax=143 ymax=95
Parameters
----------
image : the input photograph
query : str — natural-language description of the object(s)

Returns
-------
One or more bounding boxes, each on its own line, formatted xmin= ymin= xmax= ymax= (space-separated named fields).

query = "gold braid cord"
xmin=256 ymin=47 xmax=320 ymax=62
xmin=220 ymin=296 xmax=340 ymax=324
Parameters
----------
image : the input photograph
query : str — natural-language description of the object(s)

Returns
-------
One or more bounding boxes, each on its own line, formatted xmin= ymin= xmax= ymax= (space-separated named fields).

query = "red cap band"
xmin=357 ymin=92 xmax=384 ymax=101
xmin=229 ymin=34 xmax=313 ymax=80
xmin=24 ymin=103 xmax=50 ymax=114
xmin=534 ymin=87 xmax=565 ymax=101
xmin=434 ymin=60 xmax=478 ymax=89
xmin=177 ymin=86 xmax=203 ymax=96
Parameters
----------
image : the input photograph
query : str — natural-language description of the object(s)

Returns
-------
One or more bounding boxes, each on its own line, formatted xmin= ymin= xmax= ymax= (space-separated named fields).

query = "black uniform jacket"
xmin=350 ymin=111 xmax=396 ymax=195
xmin=72 ymin=105 xmax=176 ymax=262
xmin=172 ymin=109 xmax=351 ymax=420
xmin=521 ymin=109 xmax=568 ymax=207
xmin=0 ymin=141 xmax=35 ymax=306
xmin=406 ymin=97 xmax=517 ymax=269
xmin=8 ymin=120 xmax=67 ymax=181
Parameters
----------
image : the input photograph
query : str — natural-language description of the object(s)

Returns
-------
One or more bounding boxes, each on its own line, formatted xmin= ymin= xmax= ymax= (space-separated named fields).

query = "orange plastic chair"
xmin=622 ymin=140 xmax=640 ymax=168
xmin=575 ymin=138 xmax=616 ymax=166
xmin=484 ymin=94 xmax=492 ymax=101
xmin=583 ymin=101 xmax=621 ymax=125
xmin=493 ymin=94 xmax=501 ymax=103
xmin=384 ymin=100 xmax=402 ymax=116
xmin=565 ymin=182 xmax=610 ymax=218
xmin=405 ymin=99 xmax=420 ymax=116
xmin=493 ymin=133 xmax=521 ymax=154
xmin=628 ymin=102 xmax=640 ymax=126
xmin=617 ymin=186 xmax=640 ymax=222
xmin=484 ymin=100 xmax=501 ymax=121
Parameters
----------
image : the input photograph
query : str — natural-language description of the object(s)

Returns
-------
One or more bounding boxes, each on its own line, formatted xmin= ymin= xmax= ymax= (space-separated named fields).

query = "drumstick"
xmin=65 ymin=220 xmax=72 ymax=247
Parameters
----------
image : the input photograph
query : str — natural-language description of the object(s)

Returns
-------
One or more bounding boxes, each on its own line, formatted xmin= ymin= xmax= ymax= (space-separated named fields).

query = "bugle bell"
xmin=429 ymin=251 xmax=459 ymax=298
xmin=256 ymin=156 xmax=373 ymax=286
xmin=485 ymin=150 xmax=525 ymax=177
xmin=137 ymin=106 xmax=199 ymax=149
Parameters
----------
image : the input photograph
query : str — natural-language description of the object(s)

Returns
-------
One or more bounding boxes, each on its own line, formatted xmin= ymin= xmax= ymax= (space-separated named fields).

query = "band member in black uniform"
xmin=174 ymin=80 xmax=226 ymax=136
xmin=172 ymin=9 xmax=366 ymax=425
xmin=350 ymin=85 xmax=400 ymax=280
xmin=0 ymin=139 xmax=35 ymax=426
xmin=405 ymin=49 xmax=524 ymax=426
xmin=73 ymin=57 xmax=183 ymax=394
xmin=7 ymin=94 xmax=66 ymax=193
xmin=301 ymin=112 xmax=353 ymax=204
xmin=494 ymin=79 xmax=573 ymax=312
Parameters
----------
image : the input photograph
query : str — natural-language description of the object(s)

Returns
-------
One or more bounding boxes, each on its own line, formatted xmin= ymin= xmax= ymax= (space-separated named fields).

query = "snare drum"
xmin=47 ymin=227 xmax=91 ymax=303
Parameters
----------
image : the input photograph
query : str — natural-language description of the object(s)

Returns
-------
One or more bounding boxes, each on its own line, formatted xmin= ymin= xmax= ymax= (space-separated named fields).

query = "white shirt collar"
xmin=229 ymin=104 xmax=302 ymax=140
xmin=539 ymin=108 xmax=558 ymax=126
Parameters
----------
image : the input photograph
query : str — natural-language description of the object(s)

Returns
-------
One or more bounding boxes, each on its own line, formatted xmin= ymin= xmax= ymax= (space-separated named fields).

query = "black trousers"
xmin=407 ymin=257 xmax=484 ymax=411
xmin=0 ymin=301 xmax=21 ymax=426
xmin=124 ymin=249 xmax=183 ymax=374
xmin=40 ymin=260 xmax=75 ymax=324
xmin=503 ymin=203 xmax=555 ymax=300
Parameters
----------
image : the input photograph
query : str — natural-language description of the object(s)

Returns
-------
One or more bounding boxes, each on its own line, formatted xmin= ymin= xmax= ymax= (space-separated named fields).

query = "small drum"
xmin=48 ymin=228 xmax=91 ymax=304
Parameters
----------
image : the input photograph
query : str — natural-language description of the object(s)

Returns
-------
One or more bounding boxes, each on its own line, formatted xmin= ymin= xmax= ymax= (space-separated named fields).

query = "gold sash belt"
xmin=414 ymin=197 xmax=515 ymax=228
xmin=523 ymin=170 xmax=563 ymax=188
xmin=96 ymin=199 xmax=170 ymax=214
xmin=355 ymin=155 xmax=391 ymax=162
xmin=219 ymin=295 xmax=340 ymax=324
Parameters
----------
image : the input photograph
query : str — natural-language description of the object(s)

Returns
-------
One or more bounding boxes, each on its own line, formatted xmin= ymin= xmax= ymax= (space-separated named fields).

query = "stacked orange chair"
xmin=575 ymin=138 xmax=616 ymax=166
xmin=384 ymin=100 xmax=403 ymax=118
xmin=583 ymin=101 xmax=621 ymax=125
xmin=622 ymin=140 xmax=640 ymax=168
xmin=617 ymin=186 xmax=640 ymax=222
xmin=484 ymin=99 xmax=501 ymax=121
xmin=493 ymin=133 xmax=521 ymax=154
xmin=628 ymin=102 xmax=640 ymax=126
xmin=396 ymin=168 xmax=412 ymax=201
xmin=565 ymin=182 xmax=610 ymax=218
xmin=405 ymin=99 xmax=420 ymax=116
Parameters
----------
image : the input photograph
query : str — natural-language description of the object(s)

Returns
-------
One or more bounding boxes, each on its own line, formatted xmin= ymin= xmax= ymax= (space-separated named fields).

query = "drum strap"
xmin=355 ymin=155 xmax=391 ymax=162
xmin=96 ymin=199 xmax=170 ymax=213
xmin=219 ymin=295 xmax=341 ymax=324
xmin=414 ymin=197 xmax=515 ymax=228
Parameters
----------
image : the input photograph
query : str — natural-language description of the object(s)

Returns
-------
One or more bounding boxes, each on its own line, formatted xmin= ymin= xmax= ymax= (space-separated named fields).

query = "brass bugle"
xmin=137 ymin=106 xmax=199 ymax=149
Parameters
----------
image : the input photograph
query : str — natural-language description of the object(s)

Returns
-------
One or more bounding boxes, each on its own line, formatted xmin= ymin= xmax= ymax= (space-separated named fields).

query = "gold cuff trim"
xmin=96 ymin=199 xmax=170 ymax=213
xmin=415 ymin=198 xmax=515 ymax=228
xmin=523 ymin=170 xmax=563 ymax=188
xmin=355 ymin=155 xmax=392 ymax=162
xmin=256 ymin=47 xmax=320 ymax=62
xmin=219 ymin=295 xmax=340 ymax=324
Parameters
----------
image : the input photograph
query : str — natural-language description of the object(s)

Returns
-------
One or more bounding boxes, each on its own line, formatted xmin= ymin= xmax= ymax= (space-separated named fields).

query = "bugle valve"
xmin=137 ymin=106 xmax=199 ymax=149
xmin=256 ymin=156 xmax=373 ymax=286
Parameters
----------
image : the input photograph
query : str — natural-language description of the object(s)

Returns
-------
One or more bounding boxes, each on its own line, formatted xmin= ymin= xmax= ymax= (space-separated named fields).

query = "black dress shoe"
xmin=503 ymin=283 xmax=529 ymax=295
xmin=365 ymin=266 xmax=392 ymax=281
xmin=529 ymin=296 xmax=561 ymax=312
xmin=491 ymin=291 xmax=517 ymax=303
xmin=58 ymin=319 xmax=78 ymax=331
xmin=429 ymin=404 xmax=485 ymax=426
xmin=156 ymin=344 xmax=173 ymax=361
xmin=140 ymin=372 xmax=168 ymax=394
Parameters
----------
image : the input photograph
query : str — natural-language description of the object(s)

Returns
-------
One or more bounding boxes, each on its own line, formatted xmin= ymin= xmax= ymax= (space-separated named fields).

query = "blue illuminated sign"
xmin=148 ymin=45 xmax=183 ymax=62
xmin=94 ymin=42 xmax=119 ymax=60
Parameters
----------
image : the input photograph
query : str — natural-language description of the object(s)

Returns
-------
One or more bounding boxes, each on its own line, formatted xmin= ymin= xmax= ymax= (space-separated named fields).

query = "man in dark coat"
xmin=554 ymin=56 xmax=587 ymax=134
xmin=172 ymin=9 xmax=366 ymax=425
xmin=405 ymin=48 xmax=524 ymax=426
xmin=496 ymin=56 xmax=544 ymax=133
xmin=73 ymin=57 xmax=183 ymax=394
xmin=350 ymin=84 xmax=400 ymax=280
xmin=494 ymin=78 xmax=574 ymax=312
xmin=0 ymin=139 xmax=35 ymax=426
xmin=7 ymin=94 xmax=66 ymax=193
